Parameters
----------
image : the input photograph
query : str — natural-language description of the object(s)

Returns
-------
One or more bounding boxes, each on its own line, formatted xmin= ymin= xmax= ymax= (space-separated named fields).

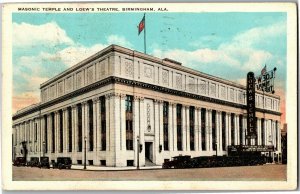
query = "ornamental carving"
xmin=125 ymin=61 xmax=133 ymax=77
xmin=199 ymin=80 xmax=206 ymax=94
xmin=220 ymin=86 xmax=226 ymax=99
xmin=87 ymin=66 xmax=94 ymax=84
xmin=162 ymin=69 xmax=169 ymax=85
xmin=146 ymin=103 xmax=151 ymax=132
xmin=238 ymin=91 xmax=244 ymax=103
xmin=188 ymin=77 xmax=195 ymax=92
xmin=58 ymin=81 xmax=63 ymax=96
xmin=175 ymin=74 xmax=182 ymax=89
xmin=144 ymin=65 xmax=153 ymax=78
xmin=266 ymin=98 xmax=271 ymax=109
xmin=66 ymin=76 xmax=72 ymax=91
xmin=229 ymin=89 xmax=234 ymax=101
xmin=100 ymin=60 xmax=106 ymax=76
xmin=210 ymin=83 xmax=216 ymax=97
xmin=77 ymin=71 xmax=83 ymax=88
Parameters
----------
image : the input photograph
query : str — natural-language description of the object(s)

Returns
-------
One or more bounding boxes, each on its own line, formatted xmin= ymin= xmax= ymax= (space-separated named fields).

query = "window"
xmin=68 ymin=107 xmax=72 ymax=152
xmin=100 ymin=96 xmax=106 ymax=150
xmin=77 ymin=104 xmax=82 ymax=152
xmin=125 ymin=95 xmax=133 ymax=112
xmin=34 ymin=123 xmax=37 ymax=142
xmin=127 ymin=160 xmax=134 ymax=166
xmin=44 ymin=115 xmax=48 ymax=153
xmin=222 ymin=112 xmax=226 ymax=150
xmin=239 ymin=115 xmax=243 ymax=145
xmin=261 ymin=118 xmax=265 ymax=146
xmin=126 ymin=95 xmax=133 ymax=150
xmin=190 ymin=106 xmax=195 ymax=151
xmin=231 ymin=113 xmax=235 ymax=145
xmin=201 ymin=108 xmax=206 ymax=151
xmin=88 ymin=100 xmax=93 ymax=151
xmin=176 ymin=104 xmax=182 ymax=151
xmin=59 ymin=110 xmax=63 ymax=153
xmin=212 ymin=110 xmax=216 ymax=151
xmin=163 ymin=102 xmax=169 ymax=151
xmin=51 ymin=113 xmax=55 ymax=153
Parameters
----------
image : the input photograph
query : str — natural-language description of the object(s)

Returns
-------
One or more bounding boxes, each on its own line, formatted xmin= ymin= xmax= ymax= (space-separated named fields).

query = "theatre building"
xmin=12 ymin=45 xmax=282 ymax=167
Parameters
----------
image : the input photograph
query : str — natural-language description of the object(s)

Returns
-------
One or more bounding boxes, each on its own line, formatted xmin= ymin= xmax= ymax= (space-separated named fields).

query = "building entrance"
xmin=145 ymin=142 xmax=153 ymax=162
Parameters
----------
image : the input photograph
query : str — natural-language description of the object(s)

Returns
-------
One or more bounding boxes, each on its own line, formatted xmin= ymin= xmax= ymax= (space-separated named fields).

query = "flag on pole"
xmin=138 ymin=15 xmax=145 ymax=35
xmin=261 ymin=64 xmax=267 ymax=75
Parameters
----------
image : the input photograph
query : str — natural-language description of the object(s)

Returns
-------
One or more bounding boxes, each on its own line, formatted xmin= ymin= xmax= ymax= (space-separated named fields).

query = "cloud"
xmin=13 ymin=21 xmax=74 ymax=48
xmin=106 ymin=35 xmax=133 ymax=48
xmin=12 ymin=92 xmax=40 ymax=114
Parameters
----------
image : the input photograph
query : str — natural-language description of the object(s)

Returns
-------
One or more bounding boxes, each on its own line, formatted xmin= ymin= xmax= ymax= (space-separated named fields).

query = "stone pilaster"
xmin=182 ymin=105 xmax=186 ymax=151
xmin=92 ymin=98 xmax=98 ymax=156
xmin=172 ymin=103 xmax=177 ymax=151
xmin=63 ymin=108 xmax=68 ymax=154
xmin=227 ymin=113 xmax=231 ymax=146
xmin=186 ymin=106 xmax=190 ymax=152
xmin=71 ymin=105 xmax=77 ymax=154
xmin=153 ymin=99 xmax=159 ymax=163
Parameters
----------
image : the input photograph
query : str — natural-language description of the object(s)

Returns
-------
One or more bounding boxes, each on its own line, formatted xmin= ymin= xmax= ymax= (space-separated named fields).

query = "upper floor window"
xmin=125 ymin=95 xmax=133 ymax=112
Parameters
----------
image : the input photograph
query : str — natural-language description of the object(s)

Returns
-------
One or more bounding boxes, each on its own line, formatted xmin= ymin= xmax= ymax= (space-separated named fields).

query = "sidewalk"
xmin=71 ymin=165 xmax=162 ymax=171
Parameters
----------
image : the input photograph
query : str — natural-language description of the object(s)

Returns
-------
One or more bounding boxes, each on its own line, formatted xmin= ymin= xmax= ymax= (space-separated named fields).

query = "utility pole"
xmin=84 ymin=136 xmax=87 ymax=170
xmin=137 ymin=135 xmax=140 ymax=170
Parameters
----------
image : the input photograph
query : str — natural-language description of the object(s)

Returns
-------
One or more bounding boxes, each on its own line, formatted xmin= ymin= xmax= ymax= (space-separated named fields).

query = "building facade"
xmin=12 ymin=45 xmax=282 ymax=167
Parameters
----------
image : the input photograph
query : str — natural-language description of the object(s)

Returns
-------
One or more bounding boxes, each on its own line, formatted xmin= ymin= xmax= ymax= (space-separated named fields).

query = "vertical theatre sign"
xmin=246 ymin=72 xmax=256 ymax=139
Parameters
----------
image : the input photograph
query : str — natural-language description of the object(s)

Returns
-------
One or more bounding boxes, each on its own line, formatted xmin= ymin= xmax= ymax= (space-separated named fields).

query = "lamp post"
xmin=84 ymin=136 xmax=87 ymax=170
xmin=137 ymin=135 xmax=140 ymax=170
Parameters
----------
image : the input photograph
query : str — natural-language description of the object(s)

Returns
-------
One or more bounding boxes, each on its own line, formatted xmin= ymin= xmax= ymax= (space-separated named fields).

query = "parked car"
xmin=52 ymin=157 xmax=72 ymax=169
xmin=39 ymin=157 xmax=50 ymax=169
xmin=13 ymin=157 xmax=27 ymax=167
xmin=162 ymin=155 xmax=191 ymax=169
xmin=28 ymin=157 xmax=39 ymax=167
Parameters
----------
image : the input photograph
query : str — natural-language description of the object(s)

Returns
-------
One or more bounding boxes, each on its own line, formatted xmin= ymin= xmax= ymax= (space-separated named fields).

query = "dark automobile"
xmin=39 ymin=157 xmax=50 ymax=169
xmin=162 ymin=155 xmax=191 ymax=169
xmin=28 ymin=157 xmax=39 ymax=167
xmin=13 ymin=157 xmax=27 ymax=167
xmin=52 ymin=157 xmax=72 ymax=169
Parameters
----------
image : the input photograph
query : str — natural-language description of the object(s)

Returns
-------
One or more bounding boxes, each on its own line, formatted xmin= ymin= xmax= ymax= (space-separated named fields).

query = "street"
xmin=13 ymin=164 xmax=286 ymax=181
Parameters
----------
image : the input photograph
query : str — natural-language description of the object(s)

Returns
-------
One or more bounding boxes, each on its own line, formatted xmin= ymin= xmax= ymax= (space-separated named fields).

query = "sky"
xmin=12 ymin=12 xmax=287 ymax=124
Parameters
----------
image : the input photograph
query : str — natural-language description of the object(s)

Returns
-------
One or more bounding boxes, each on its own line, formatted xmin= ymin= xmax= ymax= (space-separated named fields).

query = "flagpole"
xmin=144 ymin=13 xmax=146 ymax=54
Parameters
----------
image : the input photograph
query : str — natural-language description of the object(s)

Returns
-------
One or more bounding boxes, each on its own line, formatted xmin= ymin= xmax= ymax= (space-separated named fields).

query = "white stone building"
xmin=12 ymin=45 xmax=282 ymax=167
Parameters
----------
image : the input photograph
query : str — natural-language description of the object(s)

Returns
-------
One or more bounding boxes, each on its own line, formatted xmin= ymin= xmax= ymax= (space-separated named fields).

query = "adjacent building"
xmin=12 ymin=45 xmax=282 ymax=167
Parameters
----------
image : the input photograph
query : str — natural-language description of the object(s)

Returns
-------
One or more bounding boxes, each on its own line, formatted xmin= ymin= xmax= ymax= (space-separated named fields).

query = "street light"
xmin=137 ymin=135 xmax=140 ymax=170
xmin=84 ymin=136 xmax=87 ymax=170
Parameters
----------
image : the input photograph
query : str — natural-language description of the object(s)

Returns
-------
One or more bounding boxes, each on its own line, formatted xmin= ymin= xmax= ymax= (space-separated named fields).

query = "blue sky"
xmin=12 ymin=12 xmax=287 ymax=120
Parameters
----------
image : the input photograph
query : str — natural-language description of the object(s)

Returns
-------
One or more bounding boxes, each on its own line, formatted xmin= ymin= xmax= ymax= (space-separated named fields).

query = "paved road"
xmin=13 ymin=164 xmax=286 ymax=181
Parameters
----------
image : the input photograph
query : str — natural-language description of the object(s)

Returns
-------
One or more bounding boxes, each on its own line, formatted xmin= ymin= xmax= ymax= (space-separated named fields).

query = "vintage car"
xmin=28 ymin=157 xmax=39 ymax=167
xmin=52 ymin=157 xmax=72 ymax=169
xmin=162 ymin=155 xmax=192 ymax=169
xmin=13 ymin=157 xmax=27 ymax=167
xmin=39 ymin=157 xmax=50 ymax=169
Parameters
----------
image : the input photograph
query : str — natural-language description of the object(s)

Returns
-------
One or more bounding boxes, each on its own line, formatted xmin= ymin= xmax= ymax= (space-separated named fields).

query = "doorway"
xmin=145 ymin=142 xmax=153 ymax=162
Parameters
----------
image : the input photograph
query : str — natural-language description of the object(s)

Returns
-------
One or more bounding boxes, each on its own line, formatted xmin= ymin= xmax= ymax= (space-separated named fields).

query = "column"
xmin=159 ymin=100 xmax=164 ymax=152
xmin=172 ymin=103 xmax=177 ymax=151
xmin=257 ymin=118 xmax=261 ymax=145
xmin=217 ymin=111 xmax=221 ymax=153
xmin=113 ymin=93 xmax=121 ymax=166
xmin=46 ymin=115 xmax=50 ymax=154
xmin=133 ymin=96 xmax=140 ymax=166
xmin=105 ymin=94 xmax=110 ymax=152
xmin=63 ymin=108 xmax=68 ymax=154
xmin=277 ymin=121 xmax=281 ymax=152
xmin=194 ymin=107 xmax=199 ymax=152
xmin=227 ymin=113 xmax=231 ymax=146
xmin=168 ymin=102 xmax=174 ymax=152
xmin=186 ymin=106 xmax=190 ymax=152
xmin=120 ymin=94 xmax=126 ymax=151
xmin=236 ymin=114 xmax=239 ymax=145
xmin=55 ymin=111 xmax=59 ymax=155
xmin=140 ymin=97 xmax=145 ymax=166
xmin=72 ymin=105 xmax=77 ymax=153
xmin=153 ymin=99 xmax=159 ymax=163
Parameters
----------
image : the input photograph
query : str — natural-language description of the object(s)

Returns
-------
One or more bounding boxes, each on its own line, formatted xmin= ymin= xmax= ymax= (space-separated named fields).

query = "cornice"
xmin=13 ymin=76 xmax=281 ymax=120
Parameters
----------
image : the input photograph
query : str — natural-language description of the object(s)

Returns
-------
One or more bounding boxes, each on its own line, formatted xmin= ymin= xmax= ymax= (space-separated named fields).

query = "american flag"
xmin=261 ymin=65 xmax=267 ymax=75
